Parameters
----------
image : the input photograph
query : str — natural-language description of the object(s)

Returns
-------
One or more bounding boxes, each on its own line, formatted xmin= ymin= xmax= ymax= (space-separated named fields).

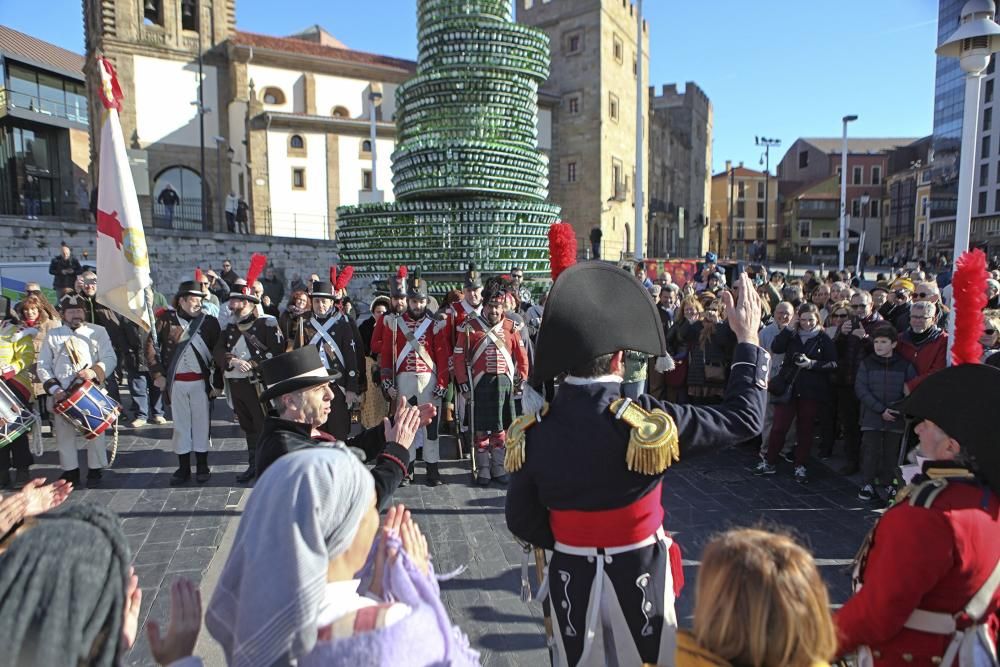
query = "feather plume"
xmin=951 ymin=248 xmax=988 ymax=366
xmin=329 ymin=266 xmax=338 ymax=287
xmin=548 ymin=221 xmax=577 ymax=281
xmin=398 ymin=265 xmax=408 ymax=279
xmin=194 ymin=267 xmax=205 ymax=283
xmin=335 ymin=265 xmax=354 ymax=292
xmin=245 ymin=253 xmax=267 ymax=288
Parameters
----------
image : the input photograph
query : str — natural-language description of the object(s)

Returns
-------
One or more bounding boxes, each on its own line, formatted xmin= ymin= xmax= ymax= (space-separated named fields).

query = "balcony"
xmin=1 ymin=89 xmax=89 ymax=126
xmin=611 ymin=180 xmax=629 ymax=202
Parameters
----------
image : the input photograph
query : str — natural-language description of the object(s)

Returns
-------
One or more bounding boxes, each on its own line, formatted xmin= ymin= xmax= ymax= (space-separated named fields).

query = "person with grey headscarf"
xmin=206 ymin=447 xmax=479 ymax=667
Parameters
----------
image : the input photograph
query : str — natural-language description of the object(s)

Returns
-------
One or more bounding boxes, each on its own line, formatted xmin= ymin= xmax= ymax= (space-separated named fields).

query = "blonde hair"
xmin=985 ymin=309 xmax=1000 ymax=342
xmin=693 ymin=528 xmax=837 ymax=667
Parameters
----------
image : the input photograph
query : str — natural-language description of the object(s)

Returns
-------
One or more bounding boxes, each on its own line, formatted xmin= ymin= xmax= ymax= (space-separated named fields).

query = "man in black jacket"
xmin=48 ymin=243 xmax=83 ymax=292
xmin=255 ymin=346 xmax=428 ymax=510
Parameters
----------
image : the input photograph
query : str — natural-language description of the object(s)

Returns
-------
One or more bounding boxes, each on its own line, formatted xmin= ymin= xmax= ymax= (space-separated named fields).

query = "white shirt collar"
xmin=562 ymin=374 xmax=623 ymax=385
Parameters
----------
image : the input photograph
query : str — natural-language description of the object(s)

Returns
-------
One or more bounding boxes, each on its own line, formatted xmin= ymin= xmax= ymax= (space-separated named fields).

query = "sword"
xmin=533 ymin=547 xmax=554 ymax=653
xmin=465 ymin=325 xmax=477 ymax=478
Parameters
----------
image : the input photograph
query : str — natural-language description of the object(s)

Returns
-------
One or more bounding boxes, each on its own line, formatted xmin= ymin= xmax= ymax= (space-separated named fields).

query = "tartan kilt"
xmin=471 ymin=373 xmax=515 ymax=433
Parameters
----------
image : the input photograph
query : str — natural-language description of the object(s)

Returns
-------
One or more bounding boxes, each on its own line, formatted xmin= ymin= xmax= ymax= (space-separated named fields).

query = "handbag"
xmin=767 ymin=335 xmax=821 ymax=402
xmin=704 ymin=362 xmax=726 ymax=383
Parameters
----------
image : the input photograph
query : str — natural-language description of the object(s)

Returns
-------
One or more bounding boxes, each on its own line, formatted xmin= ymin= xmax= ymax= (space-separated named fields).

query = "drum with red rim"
xmin=0 ymin=380 xmax=35 ymax=448
xmin=54 ymin=378 xmax=120 ymax=440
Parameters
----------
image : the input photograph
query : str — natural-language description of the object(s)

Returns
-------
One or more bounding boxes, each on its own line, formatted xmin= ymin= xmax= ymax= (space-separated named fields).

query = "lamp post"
xmin=839 ymin=114 xmax=858 ymax=271
xmin=937 ymin=0 xmax=1000 ymax=362
xmin=368 ymin=86 xmax=383 ymax=202
xmin=756 ymin=136 xmax=781 ymax=263
xmin=213 ymin=136 xmax=226 ymax=231
xmin=857 ymin=191 xmax=870 ymax=275
xmin=633 ymin=0 xmax=645 ymax=261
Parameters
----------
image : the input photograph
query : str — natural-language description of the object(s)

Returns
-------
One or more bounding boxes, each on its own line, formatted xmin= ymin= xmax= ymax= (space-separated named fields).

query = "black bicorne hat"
xmin=176 ymin=280 xmax=207 ymax=299
xmin=58 ymin=293 xmax=86 ymax=311
xmin=310 ymin=281 xmax=336 ymax=300
xmin=228 ymin=279 xmax=260 ymax=304
xmin=530 ymin=262 xmax=665 ymax=384
xmin=899 ymin=363 xmax=1000 ymax=494
xmin=463 ymin=263 xmax=482 ymax=290
xmin=258 ymin=346 xmax=341 ymax=403
xmin=407 ymin=271 xmax=427 ymax=299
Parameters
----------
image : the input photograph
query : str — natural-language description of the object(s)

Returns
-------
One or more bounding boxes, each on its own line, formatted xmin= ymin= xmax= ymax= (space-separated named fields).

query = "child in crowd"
xmin=853 ymin=324 xmax=916 ymax=502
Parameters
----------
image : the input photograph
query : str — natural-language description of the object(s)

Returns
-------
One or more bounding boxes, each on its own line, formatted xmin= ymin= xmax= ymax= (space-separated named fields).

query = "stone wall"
xmin=0 ymin=216 xmax=339 ymax=303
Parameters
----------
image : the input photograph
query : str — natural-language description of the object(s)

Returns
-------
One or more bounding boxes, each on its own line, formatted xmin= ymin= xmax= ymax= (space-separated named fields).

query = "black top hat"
xmin=228 ymin=279 xmax=260 ymax=304
xmin=407 ymin=271 xmax=427 ymax=299
xmin=176 ymin=280 xmax=207 ymax=299
xmin=899 ymin=363 xmax=1000 ymax=494
xmin=58 ymin=293 xmax=86 ymax=311
xmin=530 ymin=262 xmax=665 ymax=384
xmin=259 ymin=346 xmax=341 ymax=403
xmin=463 ymin=263 xmax=482 ymax=290
xmin=310 ymin=281 xmax=336 ymax=300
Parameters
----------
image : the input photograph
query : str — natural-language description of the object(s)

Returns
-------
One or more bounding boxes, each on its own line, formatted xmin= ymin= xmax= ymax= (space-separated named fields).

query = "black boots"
xmin=425 ymin=462 xmax=444 ymax=487
xmin=236 ymin=451 xmax=255 ymax=484
xmin=171 ymin=454 xmax=191 ymax=486
xmin=195 ymin=452 xmax=210 ymax=483
xmin=86 ymin=468 xmax=102 ymax=489
xmin=60 ymin=468 xmax=80 ymax=486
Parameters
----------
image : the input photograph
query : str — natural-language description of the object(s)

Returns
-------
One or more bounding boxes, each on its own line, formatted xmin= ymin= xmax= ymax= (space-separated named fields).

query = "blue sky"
xmin=4 ymin=0 xmax=940 ymax=173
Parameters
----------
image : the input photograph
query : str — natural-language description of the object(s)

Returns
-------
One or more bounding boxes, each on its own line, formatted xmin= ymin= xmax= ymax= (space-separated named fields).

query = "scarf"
xmin=0 ymin=502 xmax=131 ymax=667
xmin=909 ymin=325 xmax=939 ymax=345
xmin=206 ymin=447 xmax=376 ymax=667
xmin=798 ymin=327 xmax=821 ymax=343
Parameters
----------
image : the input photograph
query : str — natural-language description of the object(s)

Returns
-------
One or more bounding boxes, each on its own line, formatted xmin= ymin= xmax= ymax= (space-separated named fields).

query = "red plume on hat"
xmin=548 ymin=221 xmax=577 ymax=281
xmin=335 ymin=265 xmax=354 ymax=292
xmin=194 ymin=267 xmax=205 ymax=283
xmin=245 ymin=253 xmax=267 ymax=290
xmin=398 ymin=266 xmax=408 ymax=279
xmin=330 ymin=265 xmax=338 ymax=287
xmin=951 ymin=248 xmax=988 ymax=366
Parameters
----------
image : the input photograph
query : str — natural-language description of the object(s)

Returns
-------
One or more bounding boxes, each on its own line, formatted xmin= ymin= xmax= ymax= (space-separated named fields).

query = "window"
xmin=757 ymin=181 xmax=765 ymax=199
xmin=262 ymin=87 xmax=286 ymax=106
xmin=609 ymin=93 xmax=620 ymax=121
xmin=995 ymin=190 xmax=1000 ymax=213
xmin=798 ymin=150 xmax=809 ymax=169
xmin=613 ymin=34 xmax=624 ymax=63
xmin=756 ymin=202 xmax=765 ymax=218
xmin=735 ymin=221 xmax=745 ymax=240
xmin=331 ymin=106 xmax=350 ymax=118
xmin=153 ymin=166 xmax=202 ymax=229
xmin=565 ymin=93 xmax=581 ymax=115
xmin=852 ymin=199 xmax=861 ymax=217
xmin=979 ymin=190 xmax=988 ymax=214
xmin=524 ymin=0 xmax=533 ymax=7
xmin=567 ymin=161 xmax=577 ymax=183
xmin=736 ymin=201 xmax=745 ymax=218
xmin=987 ymin=108 xmax=994 ymax=132
xmin=988 ymin=79 xmax=995 ymax=104
xmin=633 ymin=58 xmax=637 ymax=78
xmin=921 ymin=196 xmax=929 ymax=215
xmin=798 ymin=219 xmax=812 ymax=238
xmin=292 ymin=168 xmax=306 ymax=190
xmin=144 ymin=0 xmax=162 ymax=25
xmin=923 ymin=169 xmax=932 ymax=183
xmin=871 ymin=166 xmax=882 ymax=185
xmin=982 ymin=163 xmax=990 ymax=187
xmin=362 ymin=170 xmax=372 ymax=191
xmin=180 ymin=0 xmax=197 ymax=31
xmin=852 ymin=166 xmax=863 ymax=185
xmin=870 ymin=200 xmax=880 ymax=217
xmin=564 ymin=29 xmax=583 ymax=55
xmin=290 ymin=135 xmax=304 ymax=149
xmin=361 ymin=139 xmax=372 ymax=152
xmin=983 ymin=135 xmax=991 ymax=160
xmin=737 ymin=181 xmax=746 ymax=198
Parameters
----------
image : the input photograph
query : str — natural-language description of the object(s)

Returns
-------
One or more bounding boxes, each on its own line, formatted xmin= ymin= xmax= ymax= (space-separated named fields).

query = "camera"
xmin=794 ymin=353 xmax=809 ymax=365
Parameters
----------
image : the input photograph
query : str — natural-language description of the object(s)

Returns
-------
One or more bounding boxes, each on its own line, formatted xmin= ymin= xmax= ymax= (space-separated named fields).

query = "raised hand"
xmin=147 ymin=577 xmax=202 ymax=666
xmin=20 ymin=478 xmax=73 ymax=517
xmin=721 ymin=272 xmax=762 ymax=346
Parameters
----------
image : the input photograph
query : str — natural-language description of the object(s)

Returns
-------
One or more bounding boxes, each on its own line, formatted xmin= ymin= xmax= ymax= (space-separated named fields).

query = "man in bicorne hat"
xmin=453 ymin=276 xmax=529 ymax=486
xmin=36 ymin=293 xmax=118 ymax=488
xmin=505 ymin=263 xmax=769 ymax=666
xmin=147 ymin=280 xmax=224 ymax=486
xmin=292 ymin=275 xmax=366 ymax=440
xmin=213 ymin=277 xmax=284 ymax=483
xmin=255 ymin=345 xmax=428 ymax=510
xmin=835 ymin=363 xmax=1000 ymax=664
xmin=378 ymin=271 xmax=450 ymax=486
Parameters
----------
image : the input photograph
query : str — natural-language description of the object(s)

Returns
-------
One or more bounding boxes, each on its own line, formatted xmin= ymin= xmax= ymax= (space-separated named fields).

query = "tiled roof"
xmin=711 ymin=166 xmax=769 ymax=179
xmin=0 ymin=25 xmax=84 ymax=77
xmin=285 ymin=25 xmax=348 ymax=50
xmin=801 ymin=137 xmax=920 ymax=155
xmin=232 ymin=31 xmax=415 ymax=73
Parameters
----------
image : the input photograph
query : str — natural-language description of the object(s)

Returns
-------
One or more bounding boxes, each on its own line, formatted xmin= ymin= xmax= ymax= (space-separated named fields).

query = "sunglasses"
xmin=987 ymin=329 xmax=997 ymax=335
xmin=915 ymin=292 xmax=931 ymax=298
xmin=512 ymin=274 xmax=523 ymax=279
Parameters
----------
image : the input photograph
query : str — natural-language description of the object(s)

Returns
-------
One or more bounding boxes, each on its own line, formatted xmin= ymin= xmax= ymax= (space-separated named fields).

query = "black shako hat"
xmin=899 ymin=363 xmax=1000 ymax=494
xmin=407 ymin=271 xmax=428 ymax=299
xmin=483 ymin=275 xmax=514 ymax=305
xmin=176 ymin=280 xmax=207 ymax=299
xmin=258 ymin=346 xmax=341 ymax=403
xmin=530 ymin=262 xmax=665 ymax=384
xmin=310 ymin=281 xmax=336 ymax=300
xmin=463 ymin=263 xmax=482 ymax=290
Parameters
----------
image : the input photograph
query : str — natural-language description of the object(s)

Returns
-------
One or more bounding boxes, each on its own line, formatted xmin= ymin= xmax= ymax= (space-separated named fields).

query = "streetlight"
xmin=937 ymin=0 xmax=1000 ymax=361
xmin=633 ymin=0 xmax=645 ymax=262
xmin=756 ymin=136 xmax=781 ymax=263
xmin=857 ymin=191 xmax=871 ymax=276
xmin=213 ymin=136 xmax=226 ymax=231
xmin=368 ymin=85 xmax=383 ymax=202
xmin=839 ymin=114 xmax=859 ymax=271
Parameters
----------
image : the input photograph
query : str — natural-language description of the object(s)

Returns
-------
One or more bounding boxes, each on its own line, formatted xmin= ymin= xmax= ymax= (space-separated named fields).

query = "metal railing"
xmin=151 ymin=202 xmax=205 ymax=231
xmin=260 ymin=209 xmax=331 ymax=240
xmin=0 ymin=89 xmax=89 ymax=125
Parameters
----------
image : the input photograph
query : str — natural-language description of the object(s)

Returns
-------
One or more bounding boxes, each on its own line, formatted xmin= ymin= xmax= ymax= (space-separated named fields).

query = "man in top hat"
xmin=255 ymin=346 xmax=428 ymax=509
xmin=378 ymin=271 xmax=451 ymax=486
xmin=835 ymin=364 xmax=1000 ymax=665
xmin=36 ymin=293 xmax=118 ymax=488
xmin=453 ymin=276 xmax=530 ymax=486
xmin=292 ymin=272 xmax=366 ymax=440
xmin=147 ymin=280 xmax=224 ymax=486
xmin=505 ymin=263 xmax=769 ymax=666
xmin=213 ymin=276 xmax=284 ymax=483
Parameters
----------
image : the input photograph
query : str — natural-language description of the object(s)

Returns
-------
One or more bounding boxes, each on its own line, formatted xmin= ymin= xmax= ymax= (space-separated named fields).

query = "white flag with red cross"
xmin=95 ymin=56 xmax=153 ymax=331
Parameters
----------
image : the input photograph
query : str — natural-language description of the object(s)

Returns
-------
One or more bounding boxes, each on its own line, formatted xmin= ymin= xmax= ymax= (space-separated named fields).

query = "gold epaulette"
xmin=609 ymin=398 xmax=680 ymax=475
xmin=505 ymin=404 xmax=549 ymax=472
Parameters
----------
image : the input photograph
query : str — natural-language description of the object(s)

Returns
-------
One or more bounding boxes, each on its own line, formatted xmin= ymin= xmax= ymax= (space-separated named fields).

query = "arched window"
xmin=290 ymin=135 xmax=305 ymax=149
xmin=153 ymin=166 xmax=203 ymax=230
xmin=331 ymin=106 xmax=350 ymax=118
xmin=261 ymin=87 xmax=286 ymax=106
xmin=361 ymin=139 xmax=372 ymax=152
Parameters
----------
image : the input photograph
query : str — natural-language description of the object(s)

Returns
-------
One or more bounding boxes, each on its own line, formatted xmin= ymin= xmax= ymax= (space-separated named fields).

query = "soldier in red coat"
xmin=835 ymin=363 xmax=1000 ymax=665
xmin=453 ymin=277 xmax=530 ymax=486
xmin=378 ymin=271 xmax=450 ymax=486
xmin=369 ymin=266 xmax=408 ymax=371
